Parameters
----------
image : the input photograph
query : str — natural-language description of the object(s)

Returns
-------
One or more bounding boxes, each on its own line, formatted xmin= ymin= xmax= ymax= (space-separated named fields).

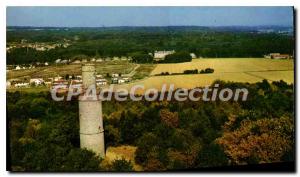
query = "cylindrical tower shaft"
xmin=79 ymin=63 xmax=105 ymax=157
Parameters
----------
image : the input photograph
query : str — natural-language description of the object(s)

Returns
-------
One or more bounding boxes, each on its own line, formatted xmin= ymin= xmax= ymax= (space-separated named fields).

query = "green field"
xmin=7 ymin=60 xmax=140 ymax=80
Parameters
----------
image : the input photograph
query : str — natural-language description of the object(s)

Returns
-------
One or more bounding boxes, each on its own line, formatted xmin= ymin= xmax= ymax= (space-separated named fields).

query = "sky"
xmin=6 ymin=7 xmax=294 ymax=27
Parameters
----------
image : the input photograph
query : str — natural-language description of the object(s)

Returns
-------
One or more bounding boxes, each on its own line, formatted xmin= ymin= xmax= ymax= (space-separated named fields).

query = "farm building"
xmin=154 ymin=50 xmax=175 ymax=61
xmin=264 ymin=53 xmax=292 ymax=59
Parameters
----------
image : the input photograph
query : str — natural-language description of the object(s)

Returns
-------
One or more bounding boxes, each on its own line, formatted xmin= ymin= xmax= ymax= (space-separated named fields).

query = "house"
xmin=96 ymin=74 xmax=103 ymax=79
xmin=112 ymin=77 xmax=119 ymax=84
xmin=72 ymin=60 xmax=81 ymax=64
xmin=118 ymin=79 xmax=125 ymax=84
xmin=55 ymin=59 xmax=61 ymax=64
xmin=113 ymin=57 xmax=120 ymax=61
xmin=15 ymin=83 xmax=30 ymax=88
xmin=96 ymin=59 xmax=103 ymax=63
xmin=30 ymin=78 xmax=44 ymax=86
xmin=264 ymin=53 xmax=291 ymax=59
xmin=121 ymin=57 xmax=127 ymax=61
xmin=60 ymin=59 xmax=68 ymax=64
xmin=190 ymin=53 xmax=197 ymax=59
xmin=154 ymin=50 xmax=175 ymax=60
xmin=122 ymin=77 xmax=131 ymax=82
xmin=6 ymin=81 xmax=11 ymax=88
xmin=54 ymin=76 xmax=63 ymax=81
xmin=75 ymin=75 xmax=82 ymax=80
xmin=112 ymin=73 xmax=119 ymax=77
xmin=15 ymin=66 xmax=21 ymax=70
xmin=96 ymin=79 xmax=107 ymax=86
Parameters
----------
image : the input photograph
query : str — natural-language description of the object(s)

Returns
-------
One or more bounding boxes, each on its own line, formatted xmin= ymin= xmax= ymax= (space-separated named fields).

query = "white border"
xmin=1 ymin=1 xmax=298 ymax=177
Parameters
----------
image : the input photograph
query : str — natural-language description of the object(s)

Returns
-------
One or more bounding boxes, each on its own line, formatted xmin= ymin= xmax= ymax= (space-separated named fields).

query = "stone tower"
xmin=79 ymin=63 xmax=105 ymax=157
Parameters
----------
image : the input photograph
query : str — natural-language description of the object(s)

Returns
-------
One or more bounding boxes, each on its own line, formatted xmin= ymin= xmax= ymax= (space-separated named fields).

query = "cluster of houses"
xmin=11 ymin=62 xmax=49 ymax=71
xmin=6 ymin=41 xmax=70 ymax=53
xmin=7 ymin=73 xmax=131 ymax=89
xmin=264 ymin=53 xmax=292 ymax=59
xmin=55 ymin=56 xmax=133 ymax=64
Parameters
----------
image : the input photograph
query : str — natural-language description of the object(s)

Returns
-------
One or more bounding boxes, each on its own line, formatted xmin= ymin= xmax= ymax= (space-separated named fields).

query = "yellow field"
xmin=151 ymin=58 xmax=293 ymax=75
xmin=113 ymin=58 xmax=294 ymax=94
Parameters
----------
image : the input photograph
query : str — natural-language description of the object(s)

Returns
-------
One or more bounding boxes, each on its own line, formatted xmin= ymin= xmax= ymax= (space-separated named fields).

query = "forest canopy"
xmin=6 ymin=26 xmax=294 ymax=64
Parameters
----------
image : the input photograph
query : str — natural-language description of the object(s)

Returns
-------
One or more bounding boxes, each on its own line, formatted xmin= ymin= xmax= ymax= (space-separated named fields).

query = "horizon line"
xmin=7 ymin=25 xmax=294 ymax=28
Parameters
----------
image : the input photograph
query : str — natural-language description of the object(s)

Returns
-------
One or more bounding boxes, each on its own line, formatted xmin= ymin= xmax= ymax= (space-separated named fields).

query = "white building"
xmin=96 ymin=79 xmax=107 ymax=86
xmin=30 ymin=78 xmax=44 ymax=86
xmin=15 ymin=66 xmax=21 ymax=70
xmin=96 ymin=74 xmax=103 ymax=79
xmin=96 ymin=59 xmax=103 ymax=63
xmin=154 ymin=50 xmax=175 ymax=60
xmin=6 ymin=81 xmax=11 ymax=88
xmin=190 ymin=53 xmax=197 ymax=59
xmin=112 ymin=73 xmax=119 ymax=77
xmin=61 ymin=59 xmax=68 ymax=64
xmin=54 ymin=76 xmax=63 ymax=81
xmin=72 ymin=60 xmax=81 ymax=64
xmin=55 ymin=59 xmax=61 ymax=64
xmin=15 ymin=83 xmax=30 ymax=88
xmin=118 ymin=79 xmax=125 ymax=84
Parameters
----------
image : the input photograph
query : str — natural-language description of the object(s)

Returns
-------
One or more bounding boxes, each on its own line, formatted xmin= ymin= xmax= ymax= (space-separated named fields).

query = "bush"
xmin=110 ymin=159 xmax=133 ymax=172
xmin=183 ymin=69 xmax=198 ymax=74
xmin=200 ymin=68 xmax=214 ymax=74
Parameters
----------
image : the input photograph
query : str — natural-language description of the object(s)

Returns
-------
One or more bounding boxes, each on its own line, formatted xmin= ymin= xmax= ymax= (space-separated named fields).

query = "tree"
xmin=163 ymin=52 xmax=192 ymax=63
xmin=131 ymin=53 xmax=153 ymax=63
xmin=216 ymin=116 xmax=294 ymax=165
xmin=159 ymin=109 xmax=179 ymax=128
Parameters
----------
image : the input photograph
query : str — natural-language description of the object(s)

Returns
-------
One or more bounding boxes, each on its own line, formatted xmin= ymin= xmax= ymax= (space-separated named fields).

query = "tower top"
xmin=81 ymin=63 xmax=96 ymax=89
xmin=82 ymin=63 xmax=96 ymax=72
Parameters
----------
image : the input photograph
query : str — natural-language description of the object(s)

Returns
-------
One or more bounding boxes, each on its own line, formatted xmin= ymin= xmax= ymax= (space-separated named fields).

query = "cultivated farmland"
xmin=114 ymin=58 xmax=294 ymax=94
xmin=150 ymin=58 xmax=293 ymax=75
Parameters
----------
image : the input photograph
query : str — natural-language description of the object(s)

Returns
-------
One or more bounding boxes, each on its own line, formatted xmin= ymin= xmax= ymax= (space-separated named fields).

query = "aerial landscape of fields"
xmin=6 ymin=6 xmax=295 ymax=172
